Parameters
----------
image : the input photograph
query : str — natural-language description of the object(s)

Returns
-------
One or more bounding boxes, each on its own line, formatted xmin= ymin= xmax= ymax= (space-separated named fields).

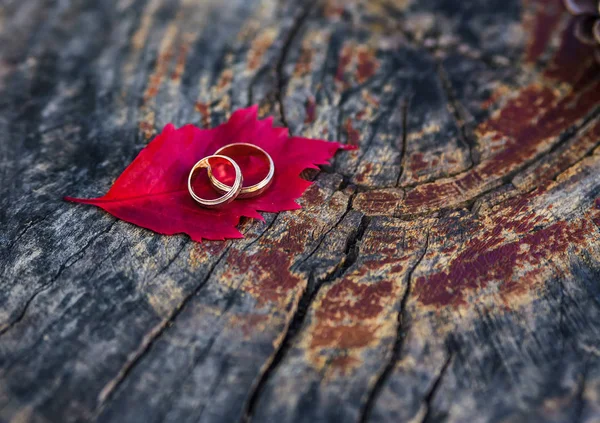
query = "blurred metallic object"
xmin=564 ymin=0 xmax=600 ymax=63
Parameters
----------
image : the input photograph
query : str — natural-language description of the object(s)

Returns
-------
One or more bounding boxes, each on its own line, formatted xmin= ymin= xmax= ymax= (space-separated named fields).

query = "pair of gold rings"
xmin=187 ymin=143 xmax=274 ymax=208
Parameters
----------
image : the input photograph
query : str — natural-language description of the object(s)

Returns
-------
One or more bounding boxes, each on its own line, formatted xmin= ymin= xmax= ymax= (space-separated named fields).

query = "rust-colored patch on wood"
xmin=228 ymin=313 xmax=270 ymax=338
xmin=594 ymin=198 xmax=600 ymax=227
xmin=144 ymin=49 xmax=173 ymax=101
xmin=230 ymin=245 xmax=302 ymax=307
xmin=481 ymin=85 xmax=511 ymax=110
xmin=217 ymin=69 xmax=233 ymax=91
xmin=543 ymin=18 xmax=599 ymax=85
xmin=335 ymin=43 xmax=353 ymax=86
xmin=224 ymin=183 xmax=341 ymax=307
xmin=416 ymin=218 xmax=594 ymax=308
xmin=324 ymin=0 xmax=345 ymax=18
xmin=403 ymin=182 xmax=461 ymax=210
xmin=170 ymin=43 xmax=190 ymax=82
xmin=352 ymin=1 xmax=598 ymax=216
xmin=299 ymin=180 xmax=328 ymax=206
xmin=247 ymin=29 xmax=276 ymax=71
xmin=300 ymin=222 xmax=427 ymax=373
xmin=523 ymin=0 xmax=564 ymax=63
xmin=476 ymin=82 xmax=598 ymax=173
xmin=392 ymin=19 xmax=600 ymax=216
xmin=139 ymin=119 xmax=155 ymax=139
xmin=327 ymin=356 xmax=362 ymax=376
xmin=409 ymin=153 xmax=429 ymax=173
xmin=195 ymin=102 xmax=211 ymax=128
xmin=304 ymin=96 xmax=316 ymax=124
xmin=361 ymin=90 xmax=380 ymax=108
xmin=335 ymin=43 xmax=380 ymax=88
xmin=315 ymin=280 xmax=394 ymax=321
xmin=304 ymin=275 xmax=396 ymax=372
xmin=408 ymin=152 xmax=446 ymax=183
xmin=514 ymin=119 xmax=600 ymax=190
xmin=478 ymin=84 xmax=555 ymax=139
xmin=295 ymin=44 xmax=314 ymax=78
xmin=354 ymin=163 xmax=374 ymax=184
xmin=356 ymin=46 xmax=379 ymax=83
xmin=188 ymin=242 xmax=228 ymax=270
xmin=310 ymin=323 xmax=379 ymax=349
xmin=354 ymin=189 xmax=404 ymax=215
xmin=414 ymin=186 xmax=598 ymax=308
xmin=344 ymin=118 xmax=360 ymax=146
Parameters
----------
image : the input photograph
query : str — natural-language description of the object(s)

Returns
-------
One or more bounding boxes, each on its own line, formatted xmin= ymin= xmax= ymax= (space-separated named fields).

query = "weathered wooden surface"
xmin=1 ymin=0 xmax=600 ymax=421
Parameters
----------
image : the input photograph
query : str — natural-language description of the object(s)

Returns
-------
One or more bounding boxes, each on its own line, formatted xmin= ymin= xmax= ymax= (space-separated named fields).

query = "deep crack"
xmin=275 ymin=0 xmax=315 ymax=128
xmin=240 ymin=214 xmax=369 ymax=423
xmin=95 ymin=242 xmax=233 ymax=413
xmin=420 ymin=352 xmax=454 ymax=423
xmin=358 ymin=230 xmax=430 ymax=423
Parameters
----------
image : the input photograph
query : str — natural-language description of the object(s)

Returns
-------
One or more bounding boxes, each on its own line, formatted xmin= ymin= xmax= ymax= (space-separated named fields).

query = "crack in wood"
xmin=468 ymin=118 xmax=600 ymax=215
xmin=396 ymin=97 xmax=410 ymax=187
xmin=1 ymin=237 xmax=130 ymax=374
xmin=94 ymin=242 xmax=233 ymax=413
xmin=275 ymin=0 xmax=315 ymax=127
xmin=0 ymin=218 xmax=118 ymax=337
xmin=349 ymin=72 xmax=405 ymax=179
xmin=389 ymin=110 xmax=600 ymax=219
xmin=149 ymin=239 xmax=190 ymax=281
xmin=435 ymin=61 xmax=479 ymax=168
xmin=94 ymin=211 xmax=279 ymax=418
xmin=2 ymin=211 xmax=54 ymax=259
xmin=358 ymin=230 xmax=430 ymax=423
xmin=333 ymin=67 xmax=399 ymax=156
xmin=247 ymin=65 xmax=270 ymax=107
xmin=419 ymin=352 xmax=454 ymax=423
xmin=549 ymin=141 xmax=600 ymax=185
xmin=291 ymin=196 xmax=356 ymax=274
xmin=240 ymin=213 xmax=369 ymax=423
xmin=3 ymin=1 xmax=600 ymax=421
xmin=389 ymin=109 xmax=600 ymax=195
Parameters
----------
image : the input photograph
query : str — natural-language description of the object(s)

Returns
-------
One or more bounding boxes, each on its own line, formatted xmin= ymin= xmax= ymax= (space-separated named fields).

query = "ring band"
xmin=188 ymin=155 xmax=243 ymax=208
xmin=207 ymin=143 xmax=275 ymax=199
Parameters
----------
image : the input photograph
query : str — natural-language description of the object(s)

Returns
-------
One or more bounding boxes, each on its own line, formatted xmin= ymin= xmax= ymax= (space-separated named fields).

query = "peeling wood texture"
xmin=1 ymin=0 xmax=600 ymax=422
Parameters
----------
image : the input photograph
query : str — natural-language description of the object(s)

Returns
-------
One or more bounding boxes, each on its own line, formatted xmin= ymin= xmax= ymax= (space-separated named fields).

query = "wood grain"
xmin=1 ymin=0 xmax=599 ymax=422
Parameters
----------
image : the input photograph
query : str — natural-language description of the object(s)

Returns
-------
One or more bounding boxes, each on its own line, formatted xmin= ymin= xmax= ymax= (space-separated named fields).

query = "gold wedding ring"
xmin=187 ymin=155 xmax=243 ymax=208
xmin=207 ymin=143 xmax=274 ymax=199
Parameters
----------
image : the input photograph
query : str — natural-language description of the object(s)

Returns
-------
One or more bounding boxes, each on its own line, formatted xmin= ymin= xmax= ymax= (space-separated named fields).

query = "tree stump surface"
xmin=1 ymin=0 xmax=600 ymax=422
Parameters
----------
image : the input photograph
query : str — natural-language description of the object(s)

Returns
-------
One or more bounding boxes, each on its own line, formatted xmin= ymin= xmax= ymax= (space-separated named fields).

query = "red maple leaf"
xmin=65 ymin=106 xmax=355 ymax=241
